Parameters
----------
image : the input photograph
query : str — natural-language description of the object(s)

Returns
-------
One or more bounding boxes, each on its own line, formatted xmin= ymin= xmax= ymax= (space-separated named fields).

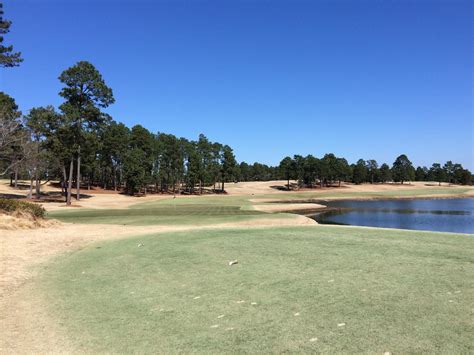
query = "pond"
xmin=312 ymin=198 xmax=474 ymax=234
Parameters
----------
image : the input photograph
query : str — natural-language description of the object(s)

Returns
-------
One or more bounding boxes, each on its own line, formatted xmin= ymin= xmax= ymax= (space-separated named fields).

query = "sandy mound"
xmin=224 ymin=180 xmax=292 ymax=195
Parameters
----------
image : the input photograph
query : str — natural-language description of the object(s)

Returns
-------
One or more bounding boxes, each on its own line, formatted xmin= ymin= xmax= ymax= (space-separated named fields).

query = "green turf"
xmin=48 ymin=187 xmax=471 ymax=227
xmin=46 ymin=204 xmax=288 ymax=226
xmin=40 ymin=226 xmax=474 ymax=353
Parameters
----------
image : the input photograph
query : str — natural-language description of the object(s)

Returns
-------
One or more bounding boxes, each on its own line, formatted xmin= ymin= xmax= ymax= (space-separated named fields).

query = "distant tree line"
xmin=237 ymin=162 xmax=279 ymax=182
xmin=270 ymin=154 xmax=472 ymax=189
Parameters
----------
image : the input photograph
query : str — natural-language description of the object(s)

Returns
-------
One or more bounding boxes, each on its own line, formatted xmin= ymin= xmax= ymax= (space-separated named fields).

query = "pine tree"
xmin=0 ymin=2 xmax=23 ymax=67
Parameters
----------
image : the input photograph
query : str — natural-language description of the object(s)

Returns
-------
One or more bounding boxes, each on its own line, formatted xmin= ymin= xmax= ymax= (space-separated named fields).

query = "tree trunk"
xmin=28 ymin=177 xmax=33 ymax=199
xmin=14 ymin=168 xmax=18 ymax=188
xmin=76 ymin=146 xmax=81 ymax=201
xmin=62 ymin=165 xmax=67 ymax=200
xmin=67 ymin=159 xmax=74 ymax=206
xmin=287 ymin=177 xmax=290 ymax=190
xmin=222 ymin=174 xmax=225 ymax=192
xmin=35 ymin=171 xmax=40 ymax=199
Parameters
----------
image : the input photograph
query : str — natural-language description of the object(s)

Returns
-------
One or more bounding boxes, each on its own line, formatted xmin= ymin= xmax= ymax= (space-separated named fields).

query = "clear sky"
xmin=1 ymin=0 xmax=472 ymax=169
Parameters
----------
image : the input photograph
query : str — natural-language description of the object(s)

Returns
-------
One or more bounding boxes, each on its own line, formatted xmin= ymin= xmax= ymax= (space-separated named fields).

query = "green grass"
xmin=40 ymin=226 xmax=474 ymax=353
xmin=48 ymin=192 xmax=266 ymax=226
xmin=47 ymin=204 xmax=287 ymax=226
xmin=131 ymin=194 xmax=253 ymax=207
xmin=48 ymin=187 xmax=471 ymax=227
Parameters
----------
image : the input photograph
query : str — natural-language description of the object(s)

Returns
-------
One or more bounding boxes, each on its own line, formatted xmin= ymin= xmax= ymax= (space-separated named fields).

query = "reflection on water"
xmin=312 ymin=198 xmax=474 ymax=234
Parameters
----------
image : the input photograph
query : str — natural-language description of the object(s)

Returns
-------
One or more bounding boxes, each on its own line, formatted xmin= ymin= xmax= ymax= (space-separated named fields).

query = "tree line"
xmin=0 ymin=4 xmax=239 ymax=204
xmin=275 ymin=154 xmax=472 ymax=189
xmin=0 ymin=63 xmax=239 ymax=204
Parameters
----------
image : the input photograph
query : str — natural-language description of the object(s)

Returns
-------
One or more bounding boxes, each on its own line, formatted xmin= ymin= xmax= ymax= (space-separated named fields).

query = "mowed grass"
xmin=40 ymin=226 xmax=474 ymax=353
xmin=47 ymin=187 xmax=471 ymax=226
xmin=48 ymin=194 xmax=274 ymax=225
xmin=47 ymin=204 xmax=275 ymax=226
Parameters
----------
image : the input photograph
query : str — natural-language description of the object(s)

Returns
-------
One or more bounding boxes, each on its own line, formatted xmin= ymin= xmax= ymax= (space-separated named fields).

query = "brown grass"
xmin=0 ymin=212 xmax=59 ymax=230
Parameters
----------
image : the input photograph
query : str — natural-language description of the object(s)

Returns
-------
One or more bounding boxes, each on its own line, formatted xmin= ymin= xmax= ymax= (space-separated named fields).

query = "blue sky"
xmin=1 ymin=0 xmax=472 ymax=169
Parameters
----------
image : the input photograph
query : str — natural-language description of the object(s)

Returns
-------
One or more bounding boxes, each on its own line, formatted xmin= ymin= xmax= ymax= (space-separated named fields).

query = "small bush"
xmin=0 ymin=198 xmax=45 ymax=218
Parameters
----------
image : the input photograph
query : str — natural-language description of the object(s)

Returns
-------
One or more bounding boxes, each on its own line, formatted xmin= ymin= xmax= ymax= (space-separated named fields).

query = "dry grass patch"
xmin=0 ymin=212 xmax=60 ymax=230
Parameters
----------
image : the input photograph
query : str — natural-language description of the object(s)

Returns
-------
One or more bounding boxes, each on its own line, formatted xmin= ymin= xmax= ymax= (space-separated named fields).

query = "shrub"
xmin=0 ymin=198 xmax=45 ymax=218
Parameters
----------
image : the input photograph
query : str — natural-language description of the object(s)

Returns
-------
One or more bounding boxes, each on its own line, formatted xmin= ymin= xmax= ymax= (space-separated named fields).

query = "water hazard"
xmin=312 ymin=198 xmax=474 ymax=234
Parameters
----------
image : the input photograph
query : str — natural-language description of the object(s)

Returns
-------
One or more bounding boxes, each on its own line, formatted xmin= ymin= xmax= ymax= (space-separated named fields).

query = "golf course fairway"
xmin=39 ymin=226 xmax=473 ymax=353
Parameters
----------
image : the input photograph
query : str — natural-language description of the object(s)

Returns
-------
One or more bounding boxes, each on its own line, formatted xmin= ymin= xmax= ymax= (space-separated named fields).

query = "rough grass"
xmin=40 ymin=226 xmax=474 ymax=353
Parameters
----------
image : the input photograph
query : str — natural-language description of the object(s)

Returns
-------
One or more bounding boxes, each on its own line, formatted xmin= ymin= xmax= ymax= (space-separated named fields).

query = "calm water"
xmin=313 ymin=198 xmax=474 ymax=234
